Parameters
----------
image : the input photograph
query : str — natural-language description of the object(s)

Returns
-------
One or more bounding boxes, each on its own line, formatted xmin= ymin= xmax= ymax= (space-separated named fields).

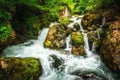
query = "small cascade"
xmin=97 ymin=30 xmax=100 ymax=39
xmin=65 ymin=35 xmax=71 ymax=51
xmin=100 ymin=17 xmax=106 ymax=27
xmin=69 ymin=15 xmax=92 ymax=56
xmin=91 ymin=42 xmax=96 ymax=53
xmin=96 ymin=17 xmax=106 ymax=39
xmin=38 ymin=28 xmax=49 ymax=45
xmin=1 ymin=16 xmax=119 ymax=80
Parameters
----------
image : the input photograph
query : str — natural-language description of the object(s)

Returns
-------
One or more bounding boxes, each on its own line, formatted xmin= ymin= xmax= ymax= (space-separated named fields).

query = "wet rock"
xmin=71 ymin=71 xmax=102 ymax=80
xmin=44 ymin=23 xmax=72 ymax=49
xmin=87 ymin=31 xmax=98 ymax=48
xmin=72 ymin=45 xmax=84 ymax=55
xmin=0 ymin=24 xmax=16 ymax=51
xmin=0 ymin=57 xmax=42 ymax=80
xmin=50 ymin=55 xmax=63 ymax=69
xmin=71 ymin=32 xmax=84 ymax=46
xmin=71 ymin=32 xmax=85 ymax=55
xmin=80 ymin=73 xmax=101 ymax=80
xmin=87 ymin=31 xmax=102 ymax=50
xmin=73 ymin=23 xmax=80 ymax=31
xmin=81 ymin=12 xmax=103 ymax=31
xmin=100 ymin=20 xmax=120 ymax=72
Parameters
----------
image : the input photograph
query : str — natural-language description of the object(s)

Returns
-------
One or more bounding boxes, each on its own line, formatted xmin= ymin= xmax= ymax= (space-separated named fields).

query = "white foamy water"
xmin=1 ymin=16 xmax=118 ymax=80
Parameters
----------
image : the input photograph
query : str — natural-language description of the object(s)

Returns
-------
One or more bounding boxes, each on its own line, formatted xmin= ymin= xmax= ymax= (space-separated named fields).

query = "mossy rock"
xmin=44 ymin=23 xmax=72 ymax=49
xmin=59 ymin=18 xmax=71 ymax=26
xmin=100 ymin=20 xmax=120 ymax=72
xmin=81 ymin=12 xmax=103 ymax=31
xmin=0 ymin=24 xmax=16 ymax=51
xmin=71 ymin=32 xmax=84 ymax=46
xmin=0 ymin=57 xmax=42 ymax=80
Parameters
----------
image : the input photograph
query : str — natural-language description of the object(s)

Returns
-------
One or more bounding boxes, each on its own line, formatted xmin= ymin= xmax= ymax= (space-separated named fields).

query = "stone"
xmin=71 ymin=32 xmax=84 ymax=46
xmin=72 ymin=45 xmax=84 ymax=55
xmin=71 ymin=32 xmax=85 ymax=55
xmin=0 ymin=57 xmax=42 ymax=80
xmin=100 ymin=20 xmax=120 ymax=72
xmin=44 ymin=23 xmax=72 ymax=49
xmin=50 ymin=55 xmax=63 ymax=69
xmin=81 ymin=13 xmax=102 ymax=31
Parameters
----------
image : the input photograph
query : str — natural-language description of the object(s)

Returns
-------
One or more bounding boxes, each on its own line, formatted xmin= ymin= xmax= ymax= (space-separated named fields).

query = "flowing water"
xmin=1 ymin=16 xmax=120 ymax=80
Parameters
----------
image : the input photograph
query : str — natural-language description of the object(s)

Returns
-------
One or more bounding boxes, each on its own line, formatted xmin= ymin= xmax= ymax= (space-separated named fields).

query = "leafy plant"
xmin=0 ymin=26 xmax=12 ymax=43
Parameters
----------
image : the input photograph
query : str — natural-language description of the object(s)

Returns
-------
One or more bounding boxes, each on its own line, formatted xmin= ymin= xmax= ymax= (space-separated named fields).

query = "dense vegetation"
xmin=0 ymin=0 xmax=119 ymax=47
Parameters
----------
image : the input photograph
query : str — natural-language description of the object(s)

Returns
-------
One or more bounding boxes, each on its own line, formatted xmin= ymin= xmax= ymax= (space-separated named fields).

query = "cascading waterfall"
xmin=69 ymin=16 xmax=92 ymax=56
xmin=1 ymin=16 xmax=119 ymax=80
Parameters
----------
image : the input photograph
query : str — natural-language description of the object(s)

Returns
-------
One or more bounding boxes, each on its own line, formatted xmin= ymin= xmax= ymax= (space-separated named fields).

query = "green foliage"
xmin=0 ymin=0 xmax=117 ymax=39
xmin=0 ymin=25 xmax=12 ymax=43
xmin=0 ymin=10 xmax=12 ymax=21
xmin=72 ymin=0 xmax=115 ymax=14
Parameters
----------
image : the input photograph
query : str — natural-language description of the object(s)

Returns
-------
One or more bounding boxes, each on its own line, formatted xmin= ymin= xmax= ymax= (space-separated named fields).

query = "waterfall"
xmin=1 ymin=16 xmax=119 ymax=80
xmin=96 ymin=17 xmax=106 ymax=39
xmin=65 ymin=35 xmax=71 ymax=51
xmin=69 ymin=16 xmax=92 ymax=56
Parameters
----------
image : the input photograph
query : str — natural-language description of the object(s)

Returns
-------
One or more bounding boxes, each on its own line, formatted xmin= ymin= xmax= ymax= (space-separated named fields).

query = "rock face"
xmin=0 ymin=57 xmax=42 ymax=80
xmin=71 ymin=32 xmax=84 ymax=55
xmin=0 ymin=24 xmax=16 ymax=51
xmin=44 ymin=23 xmax=72 ymax=49
xmin=100 ymin=20 xmax=120 ymax=72
xmin=81 ymin=12 xmax=103 ymax=31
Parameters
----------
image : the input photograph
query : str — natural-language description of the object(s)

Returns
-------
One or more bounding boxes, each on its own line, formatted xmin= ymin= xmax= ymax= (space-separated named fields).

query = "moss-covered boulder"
xmin=44 ymin=23 xmax=72 ymax=49
xmin=0 ymin=24 xmax=16 ymax=51
xmin=81 ymin=12 xmax=103 ymax=31
xmin=71 ymin=32 xmax=84 ymax=45
xmin=100 ymin=20 xmax=120 ymax=72
xmin=71 ymin=32 xmax=84 ymax=55
xmin=0 ymin=57 xmax=42 ymax=80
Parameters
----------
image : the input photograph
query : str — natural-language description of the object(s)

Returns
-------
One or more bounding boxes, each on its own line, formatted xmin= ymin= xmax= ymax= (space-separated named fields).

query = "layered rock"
xmin=71 ymin=32 xmax=84 ymax=55
xmin=0 ymin=24 xmax=16 ymax=51
xmin=44 ymin=23 xmax=72 ymax=49
xmin=0 ymin=57 xmax=42 ymax=80
xmin=100 ymin=20 xmax=120 ymax=72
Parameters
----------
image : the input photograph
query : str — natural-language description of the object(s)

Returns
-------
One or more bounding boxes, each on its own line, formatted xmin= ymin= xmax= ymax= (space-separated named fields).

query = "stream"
xmin=1 ymin=16 xmax=120 ymax=80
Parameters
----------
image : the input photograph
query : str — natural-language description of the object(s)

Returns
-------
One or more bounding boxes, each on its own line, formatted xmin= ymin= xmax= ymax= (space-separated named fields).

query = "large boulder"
xmin=44 ymin=23 xmax=72 ymax=49
xmin=100 ymin=20 xmax=120 ymax=72
xmin=81 ymin=12 xmax=103 ymax=31
xmin=0 ymin=24 xmax=16 ymax=51
xmin=0 ymin=57 xmax=42 ymax=80
xmin=71 ymin=32 xmax=84 ymax=55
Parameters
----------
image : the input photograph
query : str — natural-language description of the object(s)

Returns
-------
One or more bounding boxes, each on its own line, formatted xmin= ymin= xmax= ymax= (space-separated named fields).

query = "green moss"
xmin=0 ymin=24 xmax=15 ymax=45
xmin=106 ymin=24 xmax=113 ymax=39
xmin=59 ymin=18 xmax=70 ymax=26
xmin=71 ymin=32 xmax=84 ymax=46
xmin=44 ymin=40 xmax=52 ymax=48
xmin=0 ymin=57 xmax=42 ymax=80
